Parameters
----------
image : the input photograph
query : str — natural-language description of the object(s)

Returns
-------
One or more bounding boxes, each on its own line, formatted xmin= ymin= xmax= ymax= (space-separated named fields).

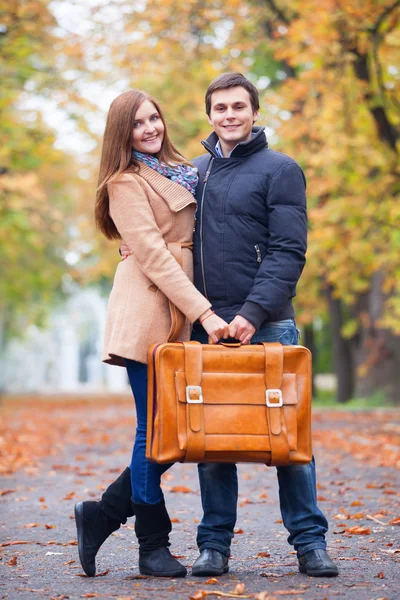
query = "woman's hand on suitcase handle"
xmin=119 ymin=241 xmax=132 ymax=260
xmin=229 ymin=315 xmax=256 ymax=345
xmin=199 ymin=311 xmax=230 ymax=344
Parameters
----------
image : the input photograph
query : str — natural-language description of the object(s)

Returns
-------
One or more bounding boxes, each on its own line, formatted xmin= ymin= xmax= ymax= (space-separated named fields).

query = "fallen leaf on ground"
xmin=24 ymin=523 xmax=40 ymax=528
xmin=0 ymin=489 xmax=15 ymax=496
xmin=7 ymin=556 xmax=18 ymax=566
xmin=388 ymin=517 xmax=400 ymax=525
xmin=189 ymin=591 xmax=252 ymax=599
xmin=205 ymin=578 xmax=220 ymax=584
xmin=376 ymin=572 xmax=385 ymax=579
xmin=233 ymin=583 xmax=245 ymax=594
xmin=45 ymin=524 xmax=56 ymax=529
xmin=1 ymin=541 xmax=30 ymax=547
xmin=170 ymin=486 xmax=193 ymax=493
xmin=170 ymin=518 xmax=180 ymax=523
xmin=345 ymin=526 xmax=371 ymax=535
xmin=256 ymin=552 xmax=271 ymax=558
xmin=234 ymin=528 xmax=244 ymax=534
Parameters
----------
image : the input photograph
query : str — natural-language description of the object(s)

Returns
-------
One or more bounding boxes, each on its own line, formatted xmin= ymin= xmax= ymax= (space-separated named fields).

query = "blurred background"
xmin=1 ymin=0 xmax=399 ymax=405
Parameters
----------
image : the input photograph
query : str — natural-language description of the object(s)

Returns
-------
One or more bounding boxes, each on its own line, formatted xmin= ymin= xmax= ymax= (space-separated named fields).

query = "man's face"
xmin=208 ymin=87 xmax=259 ymax=150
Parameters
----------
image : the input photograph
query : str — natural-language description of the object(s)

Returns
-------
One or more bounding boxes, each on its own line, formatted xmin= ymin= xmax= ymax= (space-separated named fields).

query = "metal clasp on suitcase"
xmin=266 ymin=389 xmax=283 ymax=407
xmin=186 ymin=385 xmax=204 ymax=403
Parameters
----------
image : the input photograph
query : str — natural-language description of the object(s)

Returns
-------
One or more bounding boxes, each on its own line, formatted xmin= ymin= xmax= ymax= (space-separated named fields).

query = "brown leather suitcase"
xmin=146 ymin=341 xmax=312 ymax=466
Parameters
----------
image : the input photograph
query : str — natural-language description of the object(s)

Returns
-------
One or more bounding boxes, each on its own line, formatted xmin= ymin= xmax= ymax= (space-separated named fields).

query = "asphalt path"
xmin=1 ymin=399 xmax=399 ymax=600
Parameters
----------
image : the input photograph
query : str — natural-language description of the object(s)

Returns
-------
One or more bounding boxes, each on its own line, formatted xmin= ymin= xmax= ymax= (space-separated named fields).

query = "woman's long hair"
xmin=95 ymin=89 xmax=192 ymax=240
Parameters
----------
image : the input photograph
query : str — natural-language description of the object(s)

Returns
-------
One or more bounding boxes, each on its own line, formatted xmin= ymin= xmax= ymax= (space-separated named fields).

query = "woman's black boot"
xmin=75 ymin=467 xmax=134 ymax=576
xmin=132 ymin=498 xmax=187 ymax=577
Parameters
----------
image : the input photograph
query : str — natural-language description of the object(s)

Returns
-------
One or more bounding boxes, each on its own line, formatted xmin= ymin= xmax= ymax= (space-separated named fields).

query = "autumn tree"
xmin=92 ymin=0 xmax=400 ymax=402
xmin=0 ymin=1 xmax=89 ymax=348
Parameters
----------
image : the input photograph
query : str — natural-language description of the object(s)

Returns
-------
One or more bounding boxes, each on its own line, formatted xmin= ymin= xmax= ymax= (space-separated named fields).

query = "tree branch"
xmin=371 ymin=0 xmax=400 ymax=34
xmin=264 ymin=0 xmax=292 ymax=26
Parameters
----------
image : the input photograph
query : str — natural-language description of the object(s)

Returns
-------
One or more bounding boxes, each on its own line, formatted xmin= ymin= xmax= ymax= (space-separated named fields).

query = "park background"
xmin=1 ymin=0 xmax=400 ymax=404
xmin=1 ymin=3 xmax=400 ymax=599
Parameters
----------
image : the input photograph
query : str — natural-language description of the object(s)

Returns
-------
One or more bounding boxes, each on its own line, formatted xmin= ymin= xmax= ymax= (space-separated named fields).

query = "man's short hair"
xmin=205 ymin=73 xmax=260 ymax=116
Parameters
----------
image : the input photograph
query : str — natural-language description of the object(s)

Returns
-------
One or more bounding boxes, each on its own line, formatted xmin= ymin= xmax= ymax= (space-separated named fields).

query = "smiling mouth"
xmin=223 ymin=124 xmax=240 ymax=129
xmin=143 ymin=135 xmax=158 ymax=142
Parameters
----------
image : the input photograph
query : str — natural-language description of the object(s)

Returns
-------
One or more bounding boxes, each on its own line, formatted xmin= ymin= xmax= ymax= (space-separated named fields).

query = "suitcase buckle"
xmin=266 ymin=389 xmax=283 ymax=407
xmin=186 ymin=385 xmax=203 ymax=403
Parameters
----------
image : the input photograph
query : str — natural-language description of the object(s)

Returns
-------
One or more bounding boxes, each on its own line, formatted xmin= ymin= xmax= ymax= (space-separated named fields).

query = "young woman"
xmin=74 ymin=90 xmax=229 ymax=578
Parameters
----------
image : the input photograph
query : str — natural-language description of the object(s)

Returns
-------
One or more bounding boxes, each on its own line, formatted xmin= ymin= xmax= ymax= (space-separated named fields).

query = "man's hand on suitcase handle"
xmin=228 ymin=315 xmax=256 ymax=345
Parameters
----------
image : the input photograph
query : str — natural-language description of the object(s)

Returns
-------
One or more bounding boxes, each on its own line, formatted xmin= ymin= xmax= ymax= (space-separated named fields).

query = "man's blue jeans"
xmin=191 ymin=319 xmax=329 ymax=558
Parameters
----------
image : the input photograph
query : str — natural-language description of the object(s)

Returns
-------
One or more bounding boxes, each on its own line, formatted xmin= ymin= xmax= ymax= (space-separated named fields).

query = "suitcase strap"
xmin=167 ymin=242 xmax=193 ymax=342
xmin=260 ymin=342 xmax=290 ymax=465
xmin=183 ymin=342 xmax=205 ymax=461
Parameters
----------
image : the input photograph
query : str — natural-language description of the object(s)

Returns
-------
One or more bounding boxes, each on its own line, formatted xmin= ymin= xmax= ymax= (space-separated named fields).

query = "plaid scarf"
xmin=132 ymin=150 xmax=198 ymax=196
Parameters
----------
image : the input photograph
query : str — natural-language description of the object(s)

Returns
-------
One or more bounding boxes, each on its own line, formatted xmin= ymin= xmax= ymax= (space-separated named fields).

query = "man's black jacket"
xmin=192 ymin=127 xmax=307 ymax=330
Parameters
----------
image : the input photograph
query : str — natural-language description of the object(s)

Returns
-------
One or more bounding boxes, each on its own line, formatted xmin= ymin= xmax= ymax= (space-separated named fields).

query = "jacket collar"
xmin=137 ymin=163 xmax=197 ymax=212
xmin=201 ymin=126 xmax=268 ymax=158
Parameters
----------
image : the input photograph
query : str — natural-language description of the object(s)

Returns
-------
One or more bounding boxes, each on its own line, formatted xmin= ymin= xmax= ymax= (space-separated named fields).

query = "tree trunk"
xmin=351 ymin=272 xmax=400 ymax=404
xmin=303 ymin=324 xmax=317 ymax=397
xmin=325 ymin=287 xmax=354 ymax=403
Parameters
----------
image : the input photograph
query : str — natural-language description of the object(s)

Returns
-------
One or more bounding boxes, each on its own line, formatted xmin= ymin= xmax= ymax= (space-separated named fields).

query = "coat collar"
xmin=201 ymin=126 xmax=268 ymax=158
xmin=136 ymin=163 xmax=197 ymax=212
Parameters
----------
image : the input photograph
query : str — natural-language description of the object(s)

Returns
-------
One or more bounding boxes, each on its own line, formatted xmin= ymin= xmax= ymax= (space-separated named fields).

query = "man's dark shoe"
xmin=192 ymin=549 xmax=229 ymax=576
xmin=75 ymin=501 xmax=120 ymax=577
xmin=139 ymin=547 xmax=187 ymax=577
xmin=298 ymin=549 xmax=339 ymax=577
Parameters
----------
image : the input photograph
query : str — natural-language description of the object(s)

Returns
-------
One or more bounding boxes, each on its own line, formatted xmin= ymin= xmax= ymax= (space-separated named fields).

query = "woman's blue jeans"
xmin=191 ymin=319 xmax=329 ymax=558
xmin=126 ymin=360 xmax=172 ymax=504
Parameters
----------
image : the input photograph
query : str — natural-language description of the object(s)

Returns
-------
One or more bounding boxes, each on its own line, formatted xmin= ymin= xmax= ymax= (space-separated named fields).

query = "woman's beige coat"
xmin=102 ymin=164 xmax=211 ymax=366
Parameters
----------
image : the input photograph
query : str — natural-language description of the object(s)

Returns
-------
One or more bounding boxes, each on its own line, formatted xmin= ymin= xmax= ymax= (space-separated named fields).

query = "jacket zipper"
xmin=200 ymin=158 xmax=214 ymax=300
xmin=254 ymin=244 xmax=262 ymax=264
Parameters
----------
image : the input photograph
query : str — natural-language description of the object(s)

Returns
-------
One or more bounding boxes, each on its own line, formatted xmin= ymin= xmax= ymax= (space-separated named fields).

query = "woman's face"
xmin=132 ymin=99 xmax=165 ymax=154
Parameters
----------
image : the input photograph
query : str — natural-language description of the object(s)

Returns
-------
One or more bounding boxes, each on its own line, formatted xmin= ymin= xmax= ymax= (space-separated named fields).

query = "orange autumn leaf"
xmin=0 ymin=489 xmax=15 ymax=497
xmin=170 ymin=518 xmax=180 ymax=523
xmin=24 ymin=523 xmax=40 ymax=528
xmin=256 ymin=552 xmax=271 ymax=558
xmin=346 ymin=526 xmax=371 ymax=535
xmin=234 ymin=528 xmax=244 ymax=534
xmin=388 ymin=517 xmax=400 ymax=525
xmin=7 ymin=556 xmax=18 ymax=566
xmin=45 ymin=524 xmax=56 ymax=529
xmin=170 ymin=486 xmax=194 ymax=493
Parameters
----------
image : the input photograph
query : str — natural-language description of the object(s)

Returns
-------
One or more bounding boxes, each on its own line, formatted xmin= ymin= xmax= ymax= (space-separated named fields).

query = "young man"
xmin=77 ymin=74 xmax=338 ymax=579
xmin=189 ymin=73 xmax=338 ymax=578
